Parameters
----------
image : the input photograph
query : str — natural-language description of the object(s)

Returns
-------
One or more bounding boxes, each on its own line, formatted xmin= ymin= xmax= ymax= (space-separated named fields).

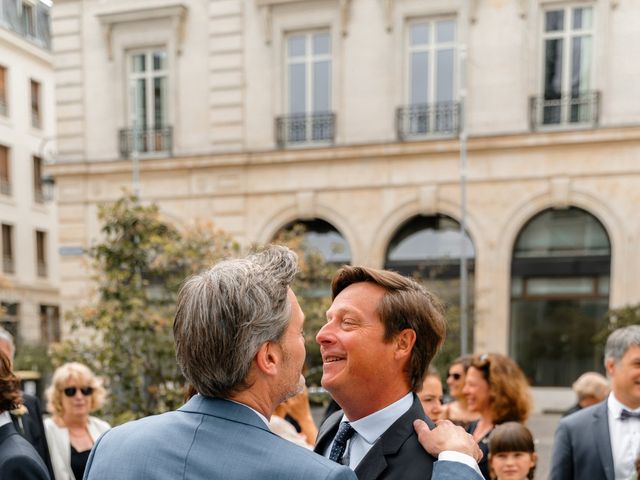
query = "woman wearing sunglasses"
xmin=441 ymin=355 xmax=479 ymax=428
xmin=44 ymin=363 xmax=110 ymax=480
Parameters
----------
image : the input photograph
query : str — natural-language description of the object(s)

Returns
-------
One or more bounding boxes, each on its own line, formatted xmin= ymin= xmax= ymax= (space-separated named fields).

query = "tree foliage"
xmin=51 ymin=195 xmax=239 ymax=424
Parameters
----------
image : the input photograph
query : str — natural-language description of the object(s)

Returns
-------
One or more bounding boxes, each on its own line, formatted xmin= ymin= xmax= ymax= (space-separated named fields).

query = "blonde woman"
xmin=44 ymin=363 xmax=110 ymax=480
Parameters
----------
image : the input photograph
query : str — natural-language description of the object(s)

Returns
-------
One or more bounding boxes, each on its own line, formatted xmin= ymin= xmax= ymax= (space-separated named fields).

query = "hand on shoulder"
xmin=414 ymin=419 xmax=483 ymax=463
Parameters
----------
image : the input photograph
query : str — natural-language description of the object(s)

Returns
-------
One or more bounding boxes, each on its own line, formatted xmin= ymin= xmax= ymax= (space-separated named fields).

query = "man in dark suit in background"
xmin=0 ymin=328 xmax=54 ymax=478
xmin=550 ymin=325 xmax=640 ymax=480
xmin=314 ymin=265 xmax=482 ymax=479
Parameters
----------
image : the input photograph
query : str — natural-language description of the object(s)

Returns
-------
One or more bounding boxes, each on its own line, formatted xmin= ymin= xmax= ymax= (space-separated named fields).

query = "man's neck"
xmin=611 ymin=390 xmax=640 ymax=410
xmin=338 ymin=386 xmax=412 ymax=421
xmin=229 ymin=389 xmax=275 ymax=419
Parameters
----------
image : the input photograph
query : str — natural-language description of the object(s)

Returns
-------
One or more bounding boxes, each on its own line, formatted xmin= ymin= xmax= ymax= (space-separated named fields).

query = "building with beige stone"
xmin=48 ymin=0 xmax=640 ymax=410
xmin=0 ymin=0 xmax=60 ymax=350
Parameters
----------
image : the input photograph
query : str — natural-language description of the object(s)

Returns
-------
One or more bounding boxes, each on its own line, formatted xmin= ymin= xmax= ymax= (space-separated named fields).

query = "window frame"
xmin=1 ymin=223 xmax=15 ymax=275
xmin=35 ymin=229 xmax=47 ymax=278
xmin=0 ymin=144 xmax=10 ymax=196
xmin=0 ymin=65 xmax=7 ymax=117
xmin=538 ymin=3 xmax=595 ymax=125
xmin=284 ymin=29 xmax=332 ymax=116
xmin=405 ymin=17 xmax=458 ymax=107
xmin=30 ymin=78 xmax=41 ymax=129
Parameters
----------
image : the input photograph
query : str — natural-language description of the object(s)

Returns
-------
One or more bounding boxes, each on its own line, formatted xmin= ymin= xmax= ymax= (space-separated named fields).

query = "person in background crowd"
xmin=314 ymin=265 xmax=483 ymax=479
xmin=0 ymin=349 xmax=50 ymax=479
xmin=44 ymin=363 xmax=110 ymax=480
xmin=441 ymin=355 xmax=479 ymax=428
xmin=273 ymin=385 xmax=318 ymax=445
xmin=463 ymin=353 xmax=532 ymax=479
xmin=488 ymin=422 xmax=537 ymax=480
xmin=550 ymin=325 xmax=640 ymax=480
xmin=418 ymin=367 xmax=444 ymax=421
xmin=0 ymin=327 xmax=54 ymax=477
xmin=562 ymin=371 xmax=609 ymax=417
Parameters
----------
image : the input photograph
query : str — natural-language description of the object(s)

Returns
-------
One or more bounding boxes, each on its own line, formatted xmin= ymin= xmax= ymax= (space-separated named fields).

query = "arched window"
xmin=510 ymin=207 xmax=611 ymax=386
xmin=384 ymin=214 xmax=475 ymax=358
xmin=274 ymin=218 xmax=351 ymax=264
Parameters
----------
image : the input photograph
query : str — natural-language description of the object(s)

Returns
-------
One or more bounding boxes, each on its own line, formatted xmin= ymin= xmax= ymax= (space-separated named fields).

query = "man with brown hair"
xmin=314 ymin=266 xmax=482 ymax=479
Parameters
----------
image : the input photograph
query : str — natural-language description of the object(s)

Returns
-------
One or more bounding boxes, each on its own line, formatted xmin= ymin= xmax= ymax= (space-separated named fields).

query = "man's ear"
xmin=604 ymin=357 xmax=616 ymax=377
xmin=254 ymin=341 xmax=280 ymax=376
xmin=394 ymin=328 xmax=416 ymax=359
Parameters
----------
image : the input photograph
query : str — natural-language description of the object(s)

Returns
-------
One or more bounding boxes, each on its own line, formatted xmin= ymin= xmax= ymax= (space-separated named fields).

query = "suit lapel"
xmin=354 ymin=394 xmax=432 ymax=480
xmin=314 ymin=410 xmax=342 ymax=455
xmin=593 ymin=401 xmax=615 ymax=480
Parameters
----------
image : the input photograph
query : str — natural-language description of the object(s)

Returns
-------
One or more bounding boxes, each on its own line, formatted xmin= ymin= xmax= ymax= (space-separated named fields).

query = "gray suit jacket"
xmin=549 ymin=400 xmax=614 ymax=480
xmin=84 ymin=394 xmax=354 ymax=480
xmin=314 ymin=394 xmax=481 ymax=480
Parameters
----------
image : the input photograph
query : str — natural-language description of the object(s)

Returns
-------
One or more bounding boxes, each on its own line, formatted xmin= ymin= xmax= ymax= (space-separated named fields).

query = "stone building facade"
xmin=0 ymin=0 xmax=60 ymax=348
xmin=49 ymin=0 xmax=640 ymax=409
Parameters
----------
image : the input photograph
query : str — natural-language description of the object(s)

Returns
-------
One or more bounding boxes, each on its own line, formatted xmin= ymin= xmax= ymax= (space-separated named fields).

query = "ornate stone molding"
xmin=97 ymin=4 xmax=188 ymax=59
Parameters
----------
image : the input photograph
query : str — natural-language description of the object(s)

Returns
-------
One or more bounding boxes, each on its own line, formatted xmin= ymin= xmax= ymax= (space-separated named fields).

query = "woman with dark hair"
xmin=0 ymin=350 xmax=50 ymax=479
xmin=463 ymin=353 xmax=532 ymax=479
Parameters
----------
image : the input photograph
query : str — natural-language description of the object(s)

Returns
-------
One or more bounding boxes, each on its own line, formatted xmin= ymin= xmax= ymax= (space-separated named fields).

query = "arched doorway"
xmin=510 ymin=207 xmax=611 ymax=386
xmin=384 ymin=214 xmax=475 ymax=365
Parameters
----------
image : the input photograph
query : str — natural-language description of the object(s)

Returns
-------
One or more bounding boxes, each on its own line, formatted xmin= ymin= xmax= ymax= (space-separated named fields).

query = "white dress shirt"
xmin=324 ymin=392 xmax=480 ymax=475
xmin=608 ymin=393 xmax=640 ymax=480
xmin=0 ymin=410 xmax=11 ymax=427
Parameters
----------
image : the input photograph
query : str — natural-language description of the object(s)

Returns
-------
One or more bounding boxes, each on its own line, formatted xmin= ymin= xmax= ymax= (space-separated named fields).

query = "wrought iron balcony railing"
xmin=396 ymin=102 xmax=460 ymax=141
xmin=529 ymin=91 xmax=600 ymax=130
xmin=37 ymin=260 xmax=47 ymax=277
xmin=0 ymin=178 xmax=11 ymax=196
xmin=119 ymin=126 xmax=173 ymax=158
xmin=2 ymin=256 xmax=14 ymax=274
xmin=276 ymin=112 xmax=335 ymax=148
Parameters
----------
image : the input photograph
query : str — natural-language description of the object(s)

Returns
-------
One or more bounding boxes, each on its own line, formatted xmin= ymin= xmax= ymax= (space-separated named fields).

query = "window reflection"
xmin=510 ymin=207 xmax=610 ymax=387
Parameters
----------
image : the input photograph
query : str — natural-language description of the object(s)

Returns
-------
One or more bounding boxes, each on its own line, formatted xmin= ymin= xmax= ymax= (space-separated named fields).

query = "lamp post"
xmin=459 ymin=45 xmax=469 ymax=356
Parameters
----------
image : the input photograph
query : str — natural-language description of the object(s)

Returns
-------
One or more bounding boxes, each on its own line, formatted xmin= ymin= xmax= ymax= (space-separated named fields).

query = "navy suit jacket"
xmin=315 ymin=394 xmax=482 ymax=480
xmin=0 ymin=422 xmax=50 ymax=480
xmin=11 ymin=393 xmax=54 ymax=478
xmin=84 ymin=394 xmax=355 ymax=480
xmin=549 ymin=400 xmax=614 ymax=480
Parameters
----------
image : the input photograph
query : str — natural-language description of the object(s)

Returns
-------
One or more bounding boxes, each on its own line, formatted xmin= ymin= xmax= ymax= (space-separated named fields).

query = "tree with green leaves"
xmin=51 ymin=195 xmax=238 ymax=424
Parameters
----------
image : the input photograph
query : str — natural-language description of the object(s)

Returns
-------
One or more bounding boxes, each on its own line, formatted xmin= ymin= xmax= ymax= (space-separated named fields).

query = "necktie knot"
xmin=620 ymin=409 xmax=640 ymax=421
xmin=329 ymin=422 xmax=355 ymax=464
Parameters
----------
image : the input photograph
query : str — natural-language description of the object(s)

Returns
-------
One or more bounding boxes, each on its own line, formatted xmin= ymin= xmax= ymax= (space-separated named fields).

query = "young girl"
xmin=488 ymin=422 xmax=537 ymax=480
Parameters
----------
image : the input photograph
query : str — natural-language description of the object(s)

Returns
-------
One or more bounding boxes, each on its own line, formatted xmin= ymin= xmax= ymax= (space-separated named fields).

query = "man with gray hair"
xmin=84 ymin=245 xmax=481 ymax=479
xmin=550 ymin=325 xmax=640 ymax=480
xmin=0 ymin=328 xmax=53 ymax=477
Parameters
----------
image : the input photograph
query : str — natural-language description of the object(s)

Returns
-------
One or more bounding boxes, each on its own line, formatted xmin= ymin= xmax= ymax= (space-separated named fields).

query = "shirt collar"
xmin=227 ymin=399 xmax=270 ymax=427
xmin=342 ymin=392 xmax=413 ymax=445
xmin=0 ymin=411 xmax=11 ymax=428
xmin=608 ymin=392 xmax=640 ymax=418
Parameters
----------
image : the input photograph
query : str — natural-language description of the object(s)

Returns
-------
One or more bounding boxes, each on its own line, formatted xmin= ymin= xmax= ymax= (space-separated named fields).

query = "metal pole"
xmin=132 ymin=120 xmax=140 ymax=198
xmin=459 ymin=45 xmax=469 ymax=356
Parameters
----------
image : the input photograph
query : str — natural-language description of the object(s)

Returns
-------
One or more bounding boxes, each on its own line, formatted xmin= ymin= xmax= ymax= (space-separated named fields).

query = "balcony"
xmin=2 ymin=256 xmax=14 ymax=274
xmin=0 ymin=178 xmax=10 ymax=196
xmin=529 ymin=91 xmax=600 ymax=131
xmin=396 ymin=102 xmax=460 ymax=141
xmin=275 ymin=112 xmax=335 ymax=148
xmin=119 ymin=126 xmax=173 ymax=158
xmin=36 ymin=261 xmax=47 ymax=277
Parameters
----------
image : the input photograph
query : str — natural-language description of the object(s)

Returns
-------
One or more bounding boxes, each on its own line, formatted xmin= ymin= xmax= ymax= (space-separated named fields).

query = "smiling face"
xmin=447 ymin=362 xmax=466 ymax=398
xmin=60 ymin=375 xmax=93 ymax=420
xmin=607 ymin=344 xmax=640 ymax=409
xmin=489 ymin=451 xmax=537 ymax=480
xmin=463 ymin=366 xmax=491 ymax=415
xmin=317 ymin=282 xmax=408 ymax=418
xmin=419 ymin=375 xmax=443 ymax=420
